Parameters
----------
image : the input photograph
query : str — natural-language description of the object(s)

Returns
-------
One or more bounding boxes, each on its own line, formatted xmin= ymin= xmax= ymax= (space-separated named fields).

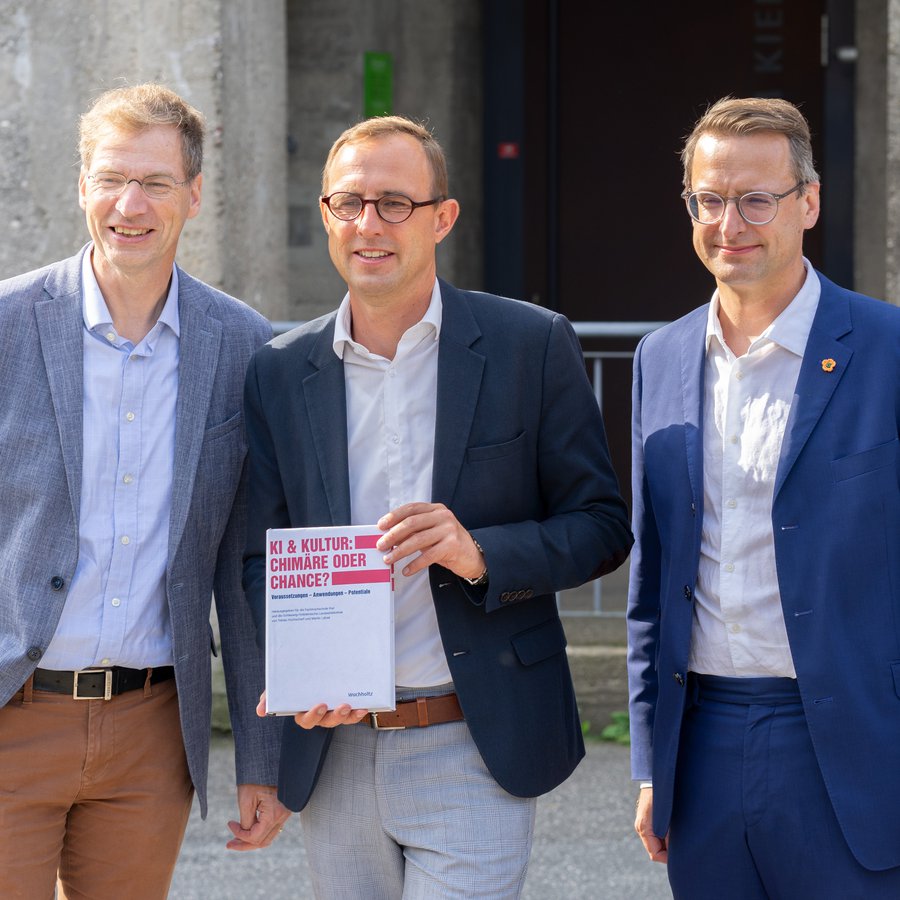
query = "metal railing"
xmin=268 ymin=320 xmax=666 ymax=616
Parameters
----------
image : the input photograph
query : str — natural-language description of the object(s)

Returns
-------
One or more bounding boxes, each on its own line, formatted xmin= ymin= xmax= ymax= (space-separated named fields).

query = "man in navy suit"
xmin=628 ymin=96 xmax=900 ymax=897
xmin=243 ymin=115 xmax=633 ymax=897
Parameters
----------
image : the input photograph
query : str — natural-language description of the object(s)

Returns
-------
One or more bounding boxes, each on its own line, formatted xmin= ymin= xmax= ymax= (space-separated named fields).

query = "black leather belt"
xmin=31 ymin=666 xmax=175 ymax=700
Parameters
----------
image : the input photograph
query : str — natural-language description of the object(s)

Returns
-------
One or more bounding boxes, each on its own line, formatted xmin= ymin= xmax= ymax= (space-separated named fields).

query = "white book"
xmin=264 ymin=524 xmax=395 ymax=715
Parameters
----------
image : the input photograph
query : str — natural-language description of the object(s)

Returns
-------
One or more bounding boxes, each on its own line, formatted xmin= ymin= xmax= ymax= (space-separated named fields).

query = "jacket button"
xmin=27 ymin=647 xmax=43 ymax=661
xmin=50 ymin=575 xmax=65 ymax=591
xmin=683 ymin=585 xmax=693 ymax=601
xmin=673 ymin=672 xmax=685 ymax=686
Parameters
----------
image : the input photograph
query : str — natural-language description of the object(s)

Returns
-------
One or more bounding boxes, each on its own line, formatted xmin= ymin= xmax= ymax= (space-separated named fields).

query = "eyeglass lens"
xmin=90 ymin=172 xmax=180 ymax=200
xmin=327 ymin=193 xmax=415 ymax=223
xmin=687 ymin=191 xmax=779 ymax=225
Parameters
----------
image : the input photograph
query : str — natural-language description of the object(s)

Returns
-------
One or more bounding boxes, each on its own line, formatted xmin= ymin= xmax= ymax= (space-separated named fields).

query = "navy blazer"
xmin=243 ymin=279 xmax=633 ymax=810
xmin=627 ymin=272 xmax=900 ymax=870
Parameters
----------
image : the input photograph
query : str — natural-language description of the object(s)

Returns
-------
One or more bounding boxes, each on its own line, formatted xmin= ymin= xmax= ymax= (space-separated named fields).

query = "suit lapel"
xmin=35 ymin=262 xmax=85 ymax=521
xmin=431 ymin=282 xmax=484 ymax=506
xmin=305 ymin=320 xmax=352 ymax=524
xmin=169 ymin=274 xmax=222 ymax=560
xmin=679 ymin=310 xmax=708 ymax=510
xmin=775 ymin=279 xmax=852 ymax=496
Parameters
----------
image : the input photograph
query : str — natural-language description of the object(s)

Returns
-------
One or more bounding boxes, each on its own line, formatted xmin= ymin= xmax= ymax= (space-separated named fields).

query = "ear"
xmin=186 ymin=172 xmax=203 ymax=220
xmin=434 ymin=198 xmax=460 ymax=245
xmin=801 ymin=181 xmax=821 ymax=231
xmin=320 ymin=197 xmax=333 ymax=234
xmin=78 ymin=168 xmax=89 ymax=212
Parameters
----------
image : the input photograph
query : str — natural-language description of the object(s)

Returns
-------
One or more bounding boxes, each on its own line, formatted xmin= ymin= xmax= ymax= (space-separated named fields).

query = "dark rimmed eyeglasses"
xmin=321 ymin=192 xmax=445 ymax=224
xmin=681 ymin=182 xmax=805 ymax=226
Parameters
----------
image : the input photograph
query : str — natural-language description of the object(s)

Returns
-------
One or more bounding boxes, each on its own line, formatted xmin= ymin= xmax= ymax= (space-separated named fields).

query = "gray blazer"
xmin=0 ymin=245 xmax=278 ymax=816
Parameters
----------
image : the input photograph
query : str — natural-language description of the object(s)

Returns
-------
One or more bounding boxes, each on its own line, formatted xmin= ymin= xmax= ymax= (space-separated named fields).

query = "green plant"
xmin=599 ymin=710 xmax=630 ymax=745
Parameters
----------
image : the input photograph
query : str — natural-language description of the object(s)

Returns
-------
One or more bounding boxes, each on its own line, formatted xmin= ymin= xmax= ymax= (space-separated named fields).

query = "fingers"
xmin=256 ymin=691 xmax=267 ymax=717
xmin=376 ymin=503 xmax=483 ymax=579
xmin=227 ymin=786 xmax=292 ymax=852
xmin=293 ymin=703 xmax=368 ymax=730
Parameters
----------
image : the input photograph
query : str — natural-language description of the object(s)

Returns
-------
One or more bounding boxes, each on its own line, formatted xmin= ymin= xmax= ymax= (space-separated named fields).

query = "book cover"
xmin=264 ymin=524 xmax=395 ymax=715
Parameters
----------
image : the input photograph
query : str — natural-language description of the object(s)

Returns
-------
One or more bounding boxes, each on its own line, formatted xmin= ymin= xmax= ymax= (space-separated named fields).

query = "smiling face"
xmin=320 ymin=133 xmax=458 ymax=318
xmin=79 ymin=123 xmax=201 ymax=288
xmin=689 ymin=131 xmax=819 ymax=306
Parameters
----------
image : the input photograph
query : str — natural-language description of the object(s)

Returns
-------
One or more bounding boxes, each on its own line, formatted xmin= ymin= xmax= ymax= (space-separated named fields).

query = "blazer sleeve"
xmin=626 ymin=334 xmax=661 ymax=781
xmin=470 ymin=312 xmax=633 ymax=612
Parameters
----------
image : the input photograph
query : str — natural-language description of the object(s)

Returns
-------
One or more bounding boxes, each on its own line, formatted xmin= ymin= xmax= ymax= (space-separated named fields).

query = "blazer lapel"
xmin=169 ymin=277 xmax=222 ymax=560
xmin=431 ymin=282 xmax=484 ymax=506
xmin=305 ymin=320 xmax=352 ymax=524
xmin=679 ymin=310 xmax=707 ymax=511
xmin=34 ymin=253 xmax=88 ymax=521
xmin=775 ymin=281 xmax=852 ymax=496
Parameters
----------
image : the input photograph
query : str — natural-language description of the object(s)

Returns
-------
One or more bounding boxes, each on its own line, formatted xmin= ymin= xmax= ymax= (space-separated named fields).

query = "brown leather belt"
xmin=362 ymin=692 xmax=464 ymax=730
xmin=30 ymin=666 xmax=175 ymax=700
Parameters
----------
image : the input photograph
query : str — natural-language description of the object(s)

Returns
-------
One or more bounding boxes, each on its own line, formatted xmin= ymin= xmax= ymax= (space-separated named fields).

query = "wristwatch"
xmin=463 ymin=536 xmax=489 ymax=586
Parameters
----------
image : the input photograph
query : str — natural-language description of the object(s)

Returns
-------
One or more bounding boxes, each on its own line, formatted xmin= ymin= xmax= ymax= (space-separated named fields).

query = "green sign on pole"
xmin=364 ymin=52 xmax=393 ymax=117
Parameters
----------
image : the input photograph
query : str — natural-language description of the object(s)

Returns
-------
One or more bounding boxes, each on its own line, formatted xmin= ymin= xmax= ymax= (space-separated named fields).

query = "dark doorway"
xmin=483 ymin=0 xmax=855 ymax=505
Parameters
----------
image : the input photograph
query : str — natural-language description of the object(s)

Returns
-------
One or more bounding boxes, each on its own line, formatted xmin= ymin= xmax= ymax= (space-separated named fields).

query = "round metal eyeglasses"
xmin=87 ymin=171 xmax=191 ymax=200
xmin=682 ymin=182 xmax=805 ymax=226
xmin=321 ymin=192 xmax=445 ymax=224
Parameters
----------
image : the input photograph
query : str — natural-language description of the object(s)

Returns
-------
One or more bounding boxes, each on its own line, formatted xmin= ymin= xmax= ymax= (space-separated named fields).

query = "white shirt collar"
xmin=332 ymin=280 xmax=443 ymax=361
xmin=705 ymin=258 xmax=820 ymax=358
xmin=81 ymin=247 xmax=181 ymax=339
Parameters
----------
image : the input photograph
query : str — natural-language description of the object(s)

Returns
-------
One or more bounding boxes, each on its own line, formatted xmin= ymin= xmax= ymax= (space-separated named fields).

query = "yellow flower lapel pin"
xmin=821 ymin=358 xmax=836 ymax=373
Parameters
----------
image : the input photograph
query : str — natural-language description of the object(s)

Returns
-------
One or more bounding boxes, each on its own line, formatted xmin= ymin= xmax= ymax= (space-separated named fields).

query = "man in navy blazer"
xmin=0 ymin=85 xmax=287 ymax=898
xmin=628 ymin=96 xmax=900 ymax=897
xmin=243 ymin=115 xmax=633 ymax=897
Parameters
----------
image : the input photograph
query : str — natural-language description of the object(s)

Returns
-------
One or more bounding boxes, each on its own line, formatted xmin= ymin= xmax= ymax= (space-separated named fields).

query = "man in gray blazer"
xmin=243 ymin=115 xmax=633 ymax=897
xmin=0 ymin=84 xmax=288 ymax=899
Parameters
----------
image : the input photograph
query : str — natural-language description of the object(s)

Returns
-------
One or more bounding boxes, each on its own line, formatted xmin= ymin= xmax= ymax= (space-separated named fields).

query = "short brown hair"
xmin=681 ymin=97 xmax=819 ymax=191
xmin=321 ymin=115 xmax=448 ymax=198
xmin=79 ymin=83 xmax=205 ymax=179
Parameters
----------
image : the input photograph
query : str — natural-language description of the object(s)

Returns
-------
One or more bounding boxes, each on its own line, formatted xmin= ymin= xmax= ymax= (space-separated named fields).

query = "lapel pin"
xmin=821 ymin=358 xmax=836 ymax=373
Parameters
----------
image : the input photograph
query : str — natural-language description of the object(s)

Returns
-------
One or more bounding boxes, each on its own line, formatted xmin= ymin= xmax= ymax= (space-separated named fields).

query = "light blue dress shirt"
xmin=42 ymin=252 xmax=180 ymax=669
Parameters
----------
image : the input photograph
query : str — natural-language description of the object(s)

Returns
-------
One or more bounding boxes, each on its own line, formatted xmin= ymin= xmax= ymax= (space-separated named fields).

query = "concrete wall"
xmin=0 ymin=0 xmax=288 ymax=317
xmin=284 ymin=0 xmax=483 ymax=321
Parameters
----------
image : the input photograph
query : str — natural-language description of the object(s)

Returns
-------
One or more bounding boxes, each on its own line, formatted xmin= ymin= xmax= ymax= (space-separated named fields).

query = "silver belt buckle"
xmin=369 ymin=711 xmax=404 ymax=731
xmin=73 ymin=669 xmax=113 ymax=700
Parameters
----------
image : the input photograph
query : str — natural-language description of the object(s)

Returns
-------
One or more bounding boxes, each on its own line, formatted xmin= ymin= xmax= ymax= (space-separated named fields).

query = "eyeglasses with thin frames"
xmin=87 ymin=171 xmax=191 ymax=201
xmin=681 ymin=182 xmax=805 ymax=226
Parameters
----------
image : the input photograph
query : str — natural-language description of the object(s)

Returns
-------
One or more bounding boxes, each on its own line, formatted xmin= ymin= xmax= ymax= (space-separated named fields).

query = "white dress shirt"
xmin=42 ymin=252 xmax=179 ymax=670
xmin=333 ymin=281 xmax=452 ymax=688
xmin=689 ymin=261 xmax=821 ymax=678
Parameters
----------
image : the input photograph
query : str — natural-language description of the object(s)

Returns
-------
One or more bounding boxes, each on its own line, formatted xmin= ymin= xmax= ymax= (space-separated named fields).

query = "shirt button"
xmin=724 ymin=562 xmax=734 ymax=573
xmin=125 ymin=412 xmax=135 ymax=422
xmin=392 ymin=435 xmax=400 ymax=444
xmin=106 ymin=331 xmax=116 ymax=342
xmin=121 ymin=535 xmax=131 ymax=545
xmin=726 ymin=498 xmax=737 ymax=508
xmin=111 ymin=597 xmax=121 ymax=607
xmin=729 ymin=435 xmax=738 ymax=444
xmin=123 ymin=474 xmax=134 ymax=484
xmin=730 ymin=623 xmax=741 ymax=634
xmin=100 ymin=658 xmax=111 ymax=666
xmin=735 ymin=371 xmax=744 ymax=380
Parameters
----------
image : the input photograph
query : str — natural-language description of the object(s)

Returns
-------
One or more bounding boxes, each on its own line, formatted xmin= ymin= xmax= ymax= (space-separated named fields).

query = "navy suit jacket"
xmin=627 ymin=271 xmax=900 ymax=870
xmin=0 ymin=246 xmax=280 ymax=817
xmin=243 ymin=279 xmax=633 ymax=811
